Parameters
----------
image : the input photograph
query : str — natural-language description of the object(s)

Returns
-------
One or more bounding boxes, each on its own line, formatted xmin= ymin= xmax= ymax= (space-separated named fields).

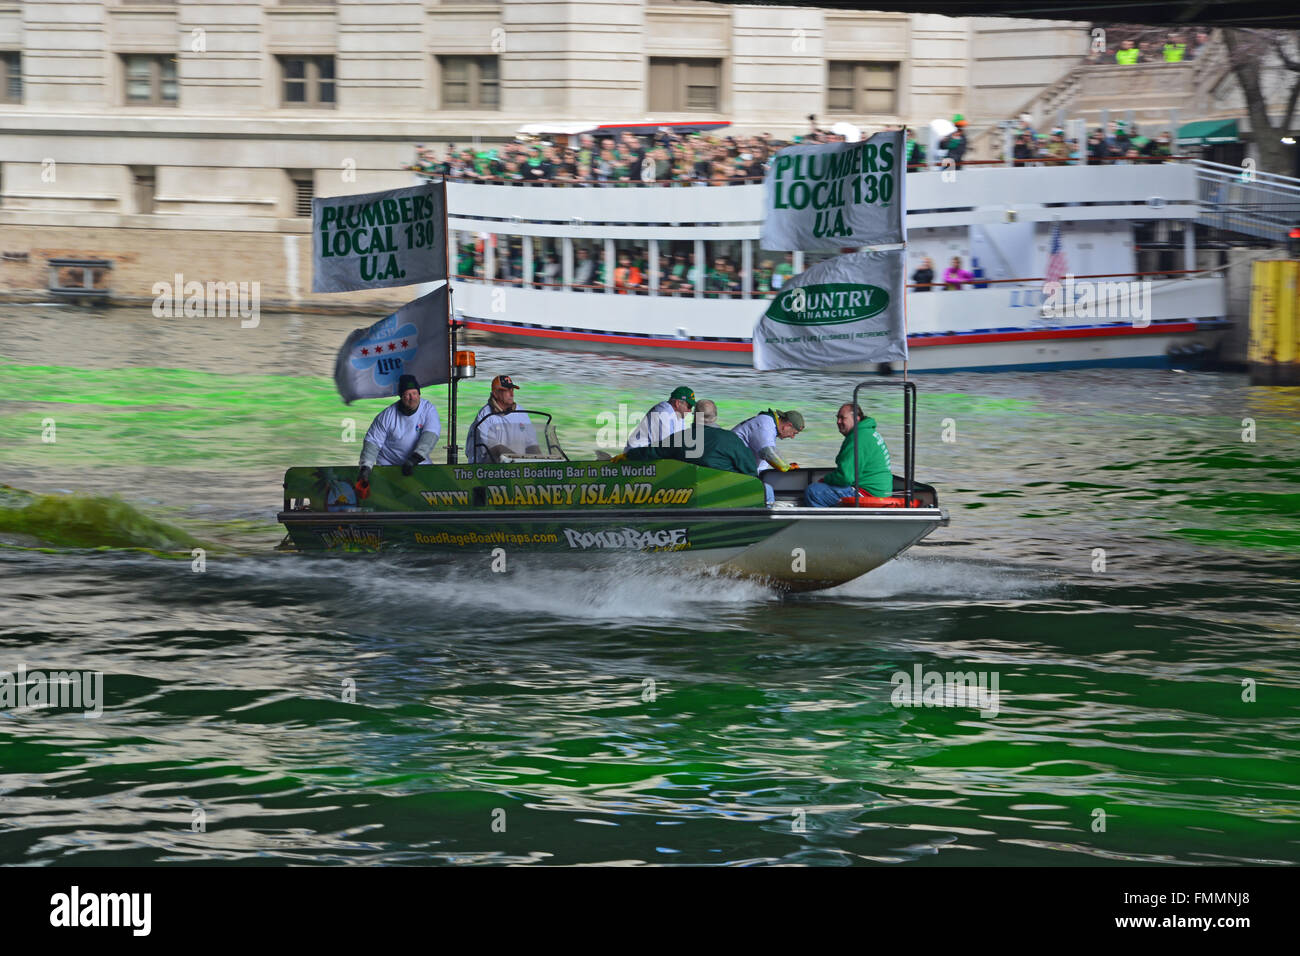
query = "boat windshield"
xmin=469 ymin=409 xmax=567 ymax=462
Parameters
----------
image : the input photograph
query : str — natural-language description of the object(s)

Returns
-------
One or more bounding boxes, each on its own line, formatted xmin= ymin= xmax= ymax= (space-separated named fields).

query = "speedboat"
xmin=277 ymin=383 xmax=948 ymax=592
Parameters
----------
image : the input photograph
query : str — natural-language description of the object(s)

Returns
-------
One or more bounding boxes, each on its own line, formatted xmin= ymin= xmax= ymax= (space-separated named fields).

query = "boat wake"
xmin=210 ymin=553 xmax=782 ymax=625
xmin=828 ymin=553 xmax=1061 ymax=603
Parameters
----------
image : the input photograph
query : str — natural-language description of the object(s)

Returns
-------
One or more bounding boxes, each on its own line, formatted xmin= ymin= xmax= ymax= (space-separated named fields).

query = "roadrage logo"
xmin=317 ymin=524 xmax=384 ymax=550
xmin=563 ymin=527 xmax=690 ymax=552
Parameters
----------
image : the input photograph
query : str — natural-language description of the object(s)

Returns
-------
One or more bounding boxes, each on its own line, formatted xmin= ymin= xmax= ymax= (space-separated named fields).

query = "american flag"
xmin=1044 ymin=221 xmax=1068 ymax=288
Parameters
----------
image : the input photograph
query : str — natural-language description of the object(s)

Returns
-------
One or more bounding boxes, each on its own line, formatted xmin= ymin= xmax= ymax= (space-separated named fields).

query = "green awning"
xmin=1176 ymin=119 xmax=1239 ymax=146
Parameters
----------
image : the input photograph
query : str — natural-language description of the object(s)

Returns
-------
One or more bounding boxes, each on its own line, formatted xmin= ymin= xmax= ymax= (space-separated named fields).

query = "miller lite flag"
xmin=761 ymin=130 xmax=905 ymax=251
xmin=752 ymin=249 xmax=907 ymax=370
xmin=334 ymin=285 xmax=450 ymax=403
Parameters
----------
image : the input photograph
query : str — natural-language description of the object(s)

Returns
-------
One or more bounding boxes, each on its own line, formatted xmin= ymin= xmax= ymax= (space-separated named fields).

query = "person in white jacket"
xmin=356 ymin=374 xmax=441 ymax=490
xmin=467 ymin=374 xmax=541 ymax=463
xmin=624 ymin=385 xmax=695 ymax=452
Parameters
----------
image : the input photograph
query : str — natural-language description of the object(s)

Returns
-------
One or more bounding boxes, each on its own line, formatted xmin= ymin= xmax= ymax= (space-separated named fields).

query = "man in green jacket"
xmin=626 ymin=400 xmax=770 ymax=502
xmin=804 ymin=404 xmax=893 ymax=507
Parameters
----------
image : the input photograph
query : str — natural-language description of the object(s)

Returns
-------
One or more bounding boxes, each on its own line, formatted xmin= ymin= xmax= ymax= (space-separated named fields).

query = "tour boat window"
xmin=570 ymin=240 xmax=606 ymax=293
xmin=705 ymin=241 xmax=744 ymax=299
xmin=757 ymin=248 xmax=794 ymax=297
xmin=612 ymin=241 xmax=650 ymax=296
xmin=530 ymin=237 xmax=562 ymax=290
xmin=657 ymin=240 xmax=699 ymax=297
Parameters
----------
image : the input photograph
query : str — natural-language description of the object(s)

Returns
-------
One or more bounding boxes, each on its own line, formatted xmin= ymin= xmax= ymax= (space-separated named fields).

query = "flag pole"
xmin=443 ymin=177 xmax=459 ymax=465
xmin=902 ymin=124 xmax=910 ymax=384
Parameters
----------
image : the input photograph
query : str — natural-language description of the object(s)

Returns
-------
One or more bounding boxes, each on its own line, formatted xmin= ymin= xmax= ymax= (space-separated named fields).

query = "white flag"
xmin=752 ymin=249 xmax=907 ymax=371
xmin=761 ymin=131 xmax=905 ymax=250
xmin=313 ymin=182 xmax=447 ymax=293
xmin=334 ymin=286 xmax=449 ymax=404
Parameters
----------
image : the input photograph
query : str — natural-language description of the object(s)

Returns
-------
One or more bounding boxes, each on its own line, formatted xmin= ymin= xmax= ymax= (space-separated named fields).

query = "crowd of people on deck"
xmin=413 ymin=130 xmax=790 ymax=186
xmin=408 ymin=120 xmax=950 ymax=187
xmin=353 ymin=376 xmax=896 ymax=509
xmin=410 ymin=111 xmax=1179 ymax=188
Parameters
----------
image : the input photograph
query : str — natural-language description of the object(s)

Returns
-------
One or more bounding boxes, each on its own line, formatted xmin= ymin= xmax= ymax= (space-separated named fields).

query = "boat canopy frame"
xmin=850 ymin=379 xmax=917 ymax=506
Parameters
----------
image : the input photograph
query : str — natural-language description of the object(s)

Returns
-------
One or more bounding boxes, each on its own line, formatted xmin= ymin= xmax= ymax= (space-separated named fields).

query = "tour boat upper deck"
xmin=423 ymin=158 xmax=1242 ymax=372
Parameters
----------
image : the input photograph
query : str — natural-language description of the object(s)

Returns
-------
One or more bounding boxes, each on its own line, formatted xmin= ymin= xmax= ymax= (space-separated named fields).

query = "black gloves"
xmin=401 ymin=451 xmax=423 ymax=476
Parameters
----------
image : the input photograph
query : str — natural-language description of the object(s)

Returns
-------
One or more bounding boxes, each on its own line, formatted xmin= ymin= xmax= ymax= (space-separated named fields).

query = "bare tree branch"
xmin=1271 ymin=34 xmax=1300 ymax=74
xmin=1284 ymin=74 xmax=1300 ymax=131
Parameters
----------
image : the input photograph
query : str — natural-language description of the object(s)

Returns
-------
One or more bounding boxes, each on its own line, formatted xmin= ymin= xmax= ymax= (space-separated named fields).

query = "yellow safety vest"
xmin=1116 ymin=48 xmax=1139 ymax=65
xmin=1163 ymin=43 xmax=1185 ymax=62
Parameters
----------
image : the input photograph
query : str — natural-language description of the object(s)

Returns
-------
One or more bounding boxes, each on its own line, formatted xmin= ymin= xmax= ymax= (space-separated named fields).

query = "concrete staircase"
xmin=973 ymin=35 xmax=1232 ymax=157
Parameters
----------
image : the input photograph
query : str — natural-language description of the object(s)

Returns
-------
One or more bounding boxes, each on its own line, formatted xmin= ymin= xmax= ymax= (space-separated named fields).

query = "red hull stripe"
xmin=461 ymin=320 xmax=1204 ymax=352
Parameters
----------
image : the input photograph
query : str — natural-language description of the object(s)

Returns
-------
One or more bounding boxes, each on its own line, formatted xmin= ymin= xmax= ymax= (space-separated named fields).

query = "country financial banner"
xmin=752 ymin=248 xmax=907 ymax=371
xmin=760 ymin=130 xmax=905 ymax=250
xmin=312 ymin=182 xmax=448 ymax=293
xmin=334 ymin=285 xmax=450 ymax=403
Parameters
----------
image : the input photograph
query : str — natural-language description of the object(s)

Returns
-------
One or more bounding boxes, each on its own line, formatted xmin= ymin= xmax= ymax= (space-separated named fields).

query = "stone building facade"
xmin=0 ymin=1 xmax=1086 ymax=304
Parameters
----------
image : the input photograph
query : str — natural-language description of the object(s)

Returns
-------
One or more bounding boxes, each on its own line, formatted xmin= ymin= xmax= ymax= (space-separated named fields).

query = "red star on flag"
xmin=388 ymin=343 xmax=397 ymax=351
xmin=401 ymin=339 xmax=409 ymax=348
xmin=360 ymin=347 xmax=369 ymax=356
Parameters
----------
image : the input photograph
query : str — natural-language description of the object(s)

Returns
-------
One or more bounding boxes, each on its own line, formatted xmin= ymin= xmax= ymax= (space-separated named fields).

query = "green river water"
xmin=0 ymin=305 xmax=1296 ymax=866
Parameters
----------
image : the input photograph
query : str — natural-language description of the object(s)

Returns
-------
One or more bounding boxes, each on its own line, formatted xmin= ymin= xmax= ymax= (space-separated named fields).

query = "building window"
xmin=131 ymin=166 xmax=156 ymax=215
xmin=280 ymin=56 xmax=335 ymax=108
xmin=827 ymin=61 xmax=898 ymax=114
xmin=648 ymin=58 xmax=721 ymax=112
xmin=438 ymin=56 xmax=498 ymax=110
xmin=123 ymin=54 xmax=178 ymax=106
xmin=1 ymin=53 xmax=20 ymax=104
xmin=290 ymin=173 xmax=314 ymax=218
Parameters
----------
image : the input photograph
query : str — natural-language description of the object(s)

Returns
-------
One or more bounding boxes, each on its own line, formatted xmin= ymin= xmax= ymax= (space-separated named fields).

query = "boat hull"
xmin=278 ymin=460 xmax=946 ymax=592
xmin=277 ymin=506 xmax=945 ymax=592
xmin=462 ymin=316 xmax=1228 ymax=372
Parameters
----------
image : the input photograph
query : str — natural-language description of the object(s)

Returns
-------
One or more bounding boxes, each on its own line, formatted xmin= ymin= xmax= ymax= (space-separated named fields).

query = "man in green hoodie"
xmin=804 ymin=403 xmax=893 ymax=507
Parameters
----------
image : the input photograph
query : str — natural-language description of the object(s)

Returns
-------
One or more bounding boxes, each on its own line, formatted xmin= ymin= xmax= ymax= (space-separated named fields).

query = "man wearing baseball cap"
xmin=467 ymin=374 xmax=541 ymax=463
xmin=624 ymin=385 xmax=695 ymax=453
xmin=732 ymin=407 xmax=804 ymax=474
xmin=356 ymin=373 xmax=441 ymax=491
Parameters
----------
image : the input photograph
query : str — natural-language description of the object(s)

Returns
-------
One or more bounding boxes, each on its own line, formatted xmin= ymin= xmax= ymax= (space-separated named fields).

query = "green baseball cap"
xmin=670 ymin=386 xmax=696 ymax=408
xmin=778 ymin=409 xmax=805 ymax=431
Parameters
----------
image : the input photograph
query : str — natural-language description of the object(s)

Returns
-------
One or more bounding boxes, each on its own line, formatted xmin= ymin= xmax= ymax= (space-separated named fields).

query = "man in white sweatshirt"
xmin=467 ymin=374 xmax=541 ymax=463
xmin=624 ymin=385 xmax=695 ymax=452
xmin=356 ymin=374 xmax=441 ymax=492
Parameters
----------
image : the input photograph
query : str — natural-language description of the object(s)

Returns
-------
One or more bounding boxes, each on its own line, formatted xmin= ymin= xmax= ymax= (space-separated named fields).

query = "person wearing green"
xmin=771 ymin=254 xmax=794 ymax=290
xmin=628 ymin=399 xmax=771 ymax=504
xmin=1115 ymin=40 xmax=1139 ymax=65
xmin=1163 ymin=37 xmax=1186 ymax=62
xmin=804 ymin=403 xmax=893 ymax=506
